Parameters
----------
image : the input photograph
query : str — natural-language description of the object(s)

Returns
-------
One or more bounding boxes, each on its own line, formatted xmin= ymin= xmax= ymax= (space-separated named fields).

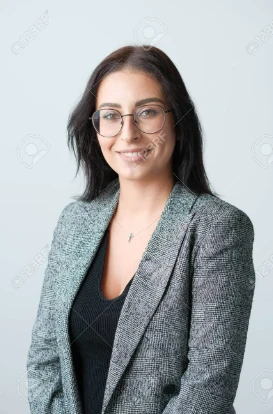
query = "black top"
xmin=69 ymin=227 xmax=135 ymax=414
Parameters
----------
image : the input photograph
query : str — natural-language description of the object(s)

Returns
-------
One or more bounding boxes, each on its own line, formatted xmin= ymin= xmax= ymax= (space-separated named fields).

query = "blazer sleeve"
xmin=26 ymin=203 xmax=73 ymax=414
xmin=162 ymin=208 xmax=255 ymax=414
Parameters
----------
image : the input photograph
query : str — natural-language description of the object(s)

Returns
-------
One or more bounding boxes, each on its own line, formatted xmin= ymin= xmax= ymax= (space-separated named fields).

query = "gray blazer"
xmin=26 ymin=178 xmax=255 ymax=414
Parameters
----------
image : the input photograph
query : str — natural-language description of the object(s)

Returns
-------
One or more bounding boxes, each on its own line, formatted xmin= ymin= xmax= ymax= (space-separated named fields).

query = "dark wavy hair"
xmin=67 ymin=45 xmax=217 ymax=202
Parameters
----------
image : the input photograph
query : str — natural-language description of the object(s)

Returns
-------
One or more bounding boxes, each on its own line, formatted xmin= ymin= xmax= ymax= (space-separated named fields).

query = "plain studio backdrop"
xmin=1 ymin=1 xmax=272 ymax=413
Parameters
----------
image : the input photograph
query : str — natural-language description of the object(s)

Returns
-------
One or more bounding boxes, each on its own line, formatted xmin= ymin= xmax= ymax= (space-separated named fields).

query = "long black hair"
xmin=67 ymin=45 xmax=217 ymax=201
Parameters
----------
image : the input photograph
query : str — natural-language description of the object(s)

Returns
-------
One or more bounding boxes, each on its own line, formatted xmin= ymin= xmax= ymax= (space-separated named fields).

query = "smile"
xmin=117 ymin=149 xmax=152 ymax=162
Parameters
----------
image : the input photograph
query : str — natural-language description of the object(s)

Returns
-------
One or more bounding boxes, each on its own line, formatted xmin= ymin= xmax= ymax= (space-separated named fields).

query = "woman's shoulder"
xmin=53 ymin=200 xmax=89 ymax=236
xmin=53 ymin=188 xmax=115 ymax=235
xmin=193 ymin=191 xmax=251 ymax=219
xmin=190 ymin=191 xmax=254 ymax=244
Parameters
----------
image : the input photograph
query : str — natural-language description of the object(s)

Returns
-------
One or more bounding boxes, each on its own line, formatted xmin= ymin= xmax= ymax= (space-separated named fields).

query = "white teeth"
xmin=123 ymin=152 xmax=144 ymax=156
xmin=121 ymin=150 xmax=150 ymax=156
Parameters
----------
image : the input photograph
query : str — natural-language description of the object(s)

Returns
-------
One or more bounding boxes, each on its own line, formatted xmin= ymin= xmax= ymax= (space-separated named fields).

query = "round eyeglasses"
xmin=89 ymin=104 xmax=174 ymax=138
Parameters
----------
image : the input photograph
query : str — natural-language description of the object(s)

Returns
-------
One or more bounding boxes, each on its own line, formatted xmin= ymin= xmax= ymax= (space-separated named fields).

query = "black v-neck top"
xmin=69 ymin=227 xmax=135 ymax=414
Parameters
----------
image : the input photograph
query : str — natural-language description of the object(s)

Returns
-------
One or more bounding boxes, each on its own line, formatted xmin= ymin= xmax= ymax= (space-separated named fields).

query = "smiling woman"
xmin=91 ymin=70 xmax=179 ymax=185
xmin=26 ymin=44 xmax=255 ymax=414
xmin=66 ymin=45 xmax=214 ymax=202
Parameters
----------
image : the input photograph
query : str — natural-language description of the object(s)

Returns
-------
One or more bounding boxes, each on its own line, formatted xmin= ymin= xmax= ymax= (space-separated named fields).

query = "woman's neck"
xmin=114 ymin=176 xmax=177 ymax=224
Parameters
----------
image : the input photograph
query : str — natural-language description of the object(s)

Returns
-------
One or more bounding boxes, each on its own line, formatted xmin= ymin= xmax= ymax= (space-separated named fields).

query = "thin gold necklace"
xmin=113 ymin=215 xmax=162 ymax=242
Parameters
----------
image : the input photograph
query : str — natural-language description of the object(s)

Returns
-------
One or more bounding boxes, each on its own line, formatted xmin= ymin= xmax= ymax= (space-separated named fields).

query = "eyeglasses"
xmin=89 ymin=104 xmax=174 ymax=138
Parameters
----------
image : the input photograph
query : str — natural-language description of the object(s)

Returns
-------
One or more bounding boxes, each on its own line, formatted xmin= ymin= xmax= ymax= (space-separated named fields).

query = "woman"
xmin=26 ymin=45 xmax=255 ymax=414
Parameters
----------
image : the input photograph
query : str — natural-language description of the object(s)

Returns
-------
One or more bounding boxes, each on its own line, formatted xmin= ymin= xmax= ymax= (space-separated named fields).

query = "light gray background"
xmin=1 ymin=1 xmax=273 ymax=413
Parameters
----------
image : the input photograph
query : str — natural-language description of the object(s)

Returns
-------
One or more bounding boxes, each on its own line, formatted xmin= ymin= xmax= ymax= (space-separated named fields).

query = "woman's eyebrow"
xmin=98 ymin=97 xmax=165 ymax=109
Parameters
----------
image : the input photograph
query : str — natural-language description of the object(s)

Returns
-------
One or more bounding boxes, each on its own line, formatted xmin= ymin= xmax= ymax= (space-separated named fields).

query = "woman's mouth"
xmin=117 ymin=149 xmax=152 ymax=162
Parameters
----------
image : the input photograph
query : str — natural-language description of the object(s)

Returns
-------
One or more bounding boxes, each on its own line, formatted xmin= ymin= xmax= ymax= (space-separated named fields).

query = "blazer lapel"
xmin=55 ymin=178 xmax=199 ymax=414
xmin=55 ymin=179 xmax=122 ymax=413
xmin=100 ymin=179 xmax=198 ymax=413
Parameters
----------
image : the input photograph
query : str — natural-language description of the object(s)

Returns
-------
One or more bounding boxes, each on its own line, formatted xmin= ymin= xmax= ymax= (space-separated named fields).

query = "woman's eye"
xmin=103 ymin=113 xmax=119 ymax=120
xmin=139 ymin=109 xmax=155 ymax=117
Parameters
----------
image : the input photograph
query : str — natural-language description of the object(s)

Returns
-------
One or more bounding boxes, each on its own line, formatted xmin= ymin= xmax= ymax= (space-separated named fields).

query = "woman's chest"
xmin=101 ymin=225 xmax=156 ymax=300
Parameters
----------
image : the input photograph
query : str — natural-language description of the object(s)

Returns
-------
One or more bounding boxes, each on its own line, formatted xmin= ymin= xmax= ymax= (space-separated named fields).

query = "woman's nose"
xmin=120 ymin=114 xmax=140 ymax=141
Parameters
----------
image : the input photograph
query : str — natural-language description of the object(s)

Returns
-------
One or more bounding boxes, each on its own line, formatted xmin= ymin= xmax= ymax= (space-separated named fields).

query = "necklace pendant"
xmin=128 ymin=233 xmax=134 ymax=242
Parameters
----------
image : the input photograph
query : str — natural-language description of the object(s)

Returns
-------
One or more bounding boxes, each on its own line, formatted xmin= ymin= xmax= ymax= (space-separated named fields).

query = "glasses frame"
xmin=88 ymin=104 xmax=174 ymax=138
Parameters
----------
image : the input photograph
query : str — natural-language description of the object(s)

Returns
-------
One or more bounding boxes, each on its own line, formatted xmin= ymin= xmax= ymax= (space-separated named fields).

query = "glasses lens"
xmin=136 ymin=105 xmax=164 ymax=133
xmin=92 ymin=105 xmax=165 ymax=137
xmin=92 ymin=109 xmax=121 ymax=137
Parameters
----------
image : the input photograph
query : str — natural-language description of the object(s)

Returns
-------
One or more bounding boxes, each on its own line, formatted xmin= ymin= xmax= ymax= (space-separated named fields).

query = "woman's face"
xmin=94 ymin=69 xmax=176 ymax=181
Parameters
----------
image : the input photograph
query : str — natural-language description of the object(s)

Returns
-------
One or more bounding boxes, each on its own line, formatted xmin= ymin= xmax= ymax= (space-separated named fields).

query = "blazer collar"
xmin=56 ymin=178 xmax=199 ymax=414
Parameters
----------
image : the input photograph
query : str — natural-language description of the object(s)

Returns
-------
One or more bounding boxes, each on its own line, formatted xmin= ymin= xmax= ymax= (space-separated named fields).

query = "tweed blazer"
xmin=26 ymin=178 xmax=255 ymax=414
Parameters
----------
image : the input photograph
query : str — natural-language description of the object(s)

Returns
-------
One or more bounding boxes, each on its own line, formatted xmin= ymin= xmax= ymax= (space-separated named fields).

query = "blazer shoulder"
xmin=58 ymin=200 xmax=84 ymax=218
xmin=191 ymin=192 xmax=254 ymax=243
xmin=54 ymin=200 xmax=88 ymax=234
